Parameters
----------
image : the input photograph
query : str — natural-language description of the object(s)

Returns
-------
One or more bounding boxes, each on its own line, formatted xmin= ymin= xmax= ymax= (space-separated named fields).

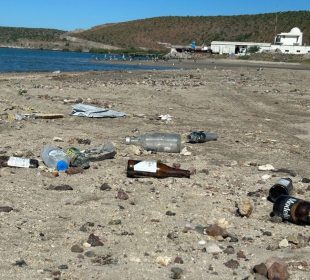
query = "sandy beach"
xmin=0 ymin=60 xmax=309 ymax=280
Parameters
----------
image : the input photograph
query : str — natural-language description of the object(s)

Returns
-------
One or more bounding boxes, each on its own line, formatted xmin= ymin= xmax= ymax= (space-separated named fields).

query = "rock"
xmin=170 ymin=267 xmax=183 ymax=279
xmin=236 ymin=250 xmax=246 ymax=259
xmin=66 ymin=167 xmax=84 ymax=175
xmin=71 ymin=245 xmax=84 ymax=253
xmin=174 ymin=256 xmax=184 ymax=264
xmin=117 ymin=189 xmax=129 ymax=200
xmin=180 ymin=147 xmax=191 ymax=156
xmin=0 ymin=206 xmax=13 ymax=213
xmin=223 ymin=246 xmax=235 ymax=255
xmin=13 ymin=259 xmax=27 ymax=267
xmin=258 ymin=164 xmax=275 ymax=171
xmin=237 ymin=198 xmax=254 ymax=217
xmin=301 ymin=178 xmax=310 ymax=183
xmin=166 ymin=210 xmax=176 ymax=216
xmin=85 ymin=251 xmax=96 ymax=258
xmin=253 ymin=263 xmax=268 ymax=277
xmin=198 ymin=240 xmax=206 ymax=246
xmin=267 ymin=260 xmax=289 ymax=280
xmin=205 ymin=224 xmax=225 ymax=237
xmin=224 ymin=259 xmax=239 ymax=269
xmin=48 ymin=184 xmax=73 ymax=191
xmin=108 ymin=219 xmax=122 ymax=225
xmin=129 ymin=145 xmax=143 ymax=156
xmin=100 ymin=183 xmax=112 ymax=191
xmin=53 ymin=137 xmax=64 ymax=142
xmin=58 ymin=264 xmax=68 ymax=270
xmin=262 ymin=174 xmax=272 ymax=180
xmin=287 ymin=234 xmax=300 ymax=245
xmin=279 ymin=239 xmax=289 ymax=248
xmin=87 ymin=233 xmax=104 ymax=247
xmin=206 ymin=243 xmax=222 ymax=254
xmin=156 ymin=256 xmax=171 ymax=266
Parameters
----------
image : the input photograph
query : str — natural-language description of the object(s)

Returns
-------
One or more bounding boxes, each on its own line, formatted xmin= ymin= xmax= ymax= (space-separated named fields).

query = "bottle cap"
xmin=125 ymin=137 xmax=131 ymax=144
xmin=56 ymin=160 xmax=69 ymax=171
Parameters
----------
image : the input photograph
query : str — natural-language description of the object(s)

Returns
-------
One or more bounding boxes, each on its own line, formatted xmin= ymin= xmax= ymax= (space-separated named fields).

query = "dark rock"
xmin=87 ymin=233 xmax=104 ymax=247
xmin=166 ymin=211 xmax=176 ymax=216
xmin=65 ymin=167 xmax=84 ymax=175
xmin=71 ymin=245 xmax=84 ymax=253
xmin=170 ymin=267 xmax=183 ymax=279
xmin=262 ymin=230 xmax=272 ymax=236
xmin=85 ymin=251 xmax=96 ymax=258
xmin=167 ymin=232 xmax=178 ymax=240
xmin=0 ymin=206 xmax=13 ymax=213
xmin=91 ymin=254 xmax=116 ymax=265
xmin=267 ymin=260 xmax=289 ymax=280
xmin=108 ymin=219 xmax=122 ymax=225
xmin=224 ymin=259 xmax=240 ymax=269
xmin=48 ymin=184 xmax=73 ymax=191
xmin=205 ymin=224 xmax=224 ymax=237
xmin=13 ymin=259 xmax=27 ymax=267
xmin=117 ymin=189 xmax=129 ymax=200
xmin=301 ymin=178 xmax=310 ymax=183
xmin=253 ymin=263 xmax=268 ymax=277
xmin=100 ymin=183 xmax=112 ymax=191
xmin=58 ymin=264 xmax=68 ymax=270
xmin=237 ymin=250 xmax=246 ymax=259
xmin=174 ymin=256 xmax=184 ymax=264
xmin=223 ymin=246 xmax=235 ymax=255
xmin=79 ymin=222 xmax=95 ymax=232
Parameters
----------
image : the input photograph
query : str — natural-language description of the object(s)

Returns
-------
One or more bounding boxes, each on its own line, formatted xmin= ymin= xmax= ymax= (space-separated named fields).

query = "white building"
xmin=210 ymin=27 xmax=310 ymax=55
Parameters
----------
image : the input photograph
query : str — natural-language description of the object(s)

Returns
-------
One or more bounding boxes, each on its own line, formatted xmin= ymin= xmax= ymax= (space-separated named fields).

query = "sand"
xmin=0 ymin=60 xmax=309 ymax=280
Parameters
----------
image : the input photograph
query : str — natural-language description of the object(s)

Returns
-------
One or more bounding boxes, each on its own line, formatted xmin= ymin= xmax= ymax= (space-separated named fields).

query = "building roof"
xmin=211 ymin=41 xmax=271 ymax=47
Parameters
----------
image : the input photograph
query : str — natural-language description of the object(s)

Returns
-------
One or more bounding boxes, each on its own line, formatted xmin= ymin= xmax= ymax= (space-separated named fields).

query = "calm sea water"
xmin=0 ymin=47 xmax=169 ymax=72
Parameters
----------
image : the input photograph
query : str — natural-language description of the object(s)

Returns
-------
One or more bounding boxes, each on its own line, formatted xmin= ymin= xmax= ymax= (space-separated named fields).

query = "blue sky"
xmin=0 ymin=0 xmax=309 ymax=31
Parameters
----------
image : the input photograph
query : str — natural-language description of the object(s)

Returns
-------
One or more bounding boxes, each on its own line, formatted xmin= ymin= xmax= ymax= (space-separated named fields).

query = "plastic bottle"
xmin=127 ymin=159 xmax=190 ymax=178
xmin=187 ymin=131 xmax=218 ymax=143
xmin=0 ymin=156 xmax=39 ymax=168
xmin=125 ymin=133 xmax=181 ymax=153
xmin=268 ymin=178 xmax=293 ymax=203
xmin=41 ymin=146 xmax=70 ymax=171
xmin=272 ymin=195 xmax=309 ymax=225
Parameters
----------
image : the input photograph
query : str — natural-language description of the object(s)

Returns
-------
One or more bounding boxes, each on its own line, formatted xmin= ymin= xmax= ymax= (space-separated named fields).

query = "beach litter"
xmin=71 ymin=103 xmax=126 ymax=118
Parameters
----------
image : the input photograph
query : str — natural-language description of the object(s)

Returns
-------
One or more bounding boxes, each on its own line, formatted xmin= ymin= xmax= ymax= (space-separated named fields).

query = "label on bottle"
xmin=281 ymin=197 xmax=298 ymax=219
xmin=7 ymin=157 xmax=30 ymax=168
xmin=277 ymin=178 xmax=290 ymax=187
xmin=134 ymin=161 xmax=157 ymax=173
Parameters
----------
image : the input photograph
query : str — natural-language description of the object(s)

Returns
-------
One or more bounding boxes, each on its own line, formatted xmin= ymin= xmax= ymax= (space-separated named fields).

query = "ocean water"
xmin=0 ymin=47 xmax=169 ymax=72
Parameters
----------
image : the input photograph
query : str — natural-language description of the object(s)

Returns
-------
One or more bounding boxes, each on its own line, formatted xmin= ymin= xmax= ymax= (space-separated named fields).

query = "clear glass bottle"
xmin=127 ymin=159 xmax=190 ymax=178
xmin=126 ymin=132 xmax=181 ymax=153
xmin=187 ymin=131 xmax=218 ymax=143
xmin=41 ymin=146 xmax=70 ymax=171
xmin=272 ymin=195 xmax=309 ymax=225
xmin=0 ymin=156 xmax=39 ymax=168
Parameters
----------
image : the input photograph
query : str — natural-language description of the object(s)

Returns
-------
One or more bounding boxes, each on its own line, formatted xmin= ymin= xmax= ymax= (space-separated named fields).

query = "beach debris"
xmin=258 ymin=164 xmax=275 ymax=171
xmin=71 ymin=103 xmax=125 ymax=118
xmin=187 ymin=131 xmax=218 ymax=143
xmin=170 ymin=267 xmax=183 ymax=279
xmin=156 ymin=256 xmax=171 ymax=266
xmin=83 ymin=142 xmax=116 ymax=161
xmin=157 ymin=114 xmax=172 ymax=122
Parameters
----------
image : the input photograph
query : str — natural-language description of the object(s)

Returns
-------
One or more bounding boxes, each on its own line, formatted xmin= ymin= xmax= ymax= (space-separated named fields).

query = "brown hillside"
xmin=73 ymin=11 xmax=310 ymax=50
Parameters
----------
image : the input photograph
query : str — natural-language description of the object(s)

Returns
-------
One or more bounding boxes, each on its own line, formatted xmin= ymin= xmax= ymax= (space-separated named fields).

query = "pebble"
xmin=87 ymin=233 xmax=104 ymax=247
xmin=206 ymin=243 xmax=222 ymax=254
xmin=48 ymin=184 xmax=73 ymax=191
xmin=236 ymin=250 xmax=246 ymax=259
xmin=53 ymin=137 xmax=64 ymax=142
xmin=267 ymin=260 xmax=289 ymax=280
xmin=198 ymin=240 xmax=206 ymax=246
xmin=253 ymin=263 xmax=268 ymax=277
xmin=108 ymin=219 xmax=122 ymax=225
xmin=205 ymin=224 xmax=225 ymax=237
xmin=71 ymin=245 xmax=84 ymax=253
xmin=301 ymin=178 xmax=310 ymax=183
xmin=85 ymin=251 xmax=96 ymax=258
xmin=166 ymin=210 xmax=176 ymax=216
xmin=156 ymin=256 xmax=171 ymax=266
xmin=117 ymin=189 xmax=129 ymax=200
xmin=278 ymin=238 xmax=289 ymax=248
xmin=58 ymin=264 xmax=68 ymax=270
xmin=0 ymin=206 xmax=14 ymax=213
xmin=223 ymin=246 xmax=235 ymax=255
xmin=100 ymin=183 xmax=112 ymax=191
xmin=174 ymin=256 xmax=184 ymax=264
xmin=13 ymin=259 xmax=27 ymax=267
xmin=237 ymin=198 xmax=254 ymax=217
xmin=180 ymin=147 xmax=191 ymax=156
xmin=224 ymin=259 xmax=240 ymax=269
xmin=83 ymin=242 xmax=91 ymax=248
xmin=261 ymin=174 xmax=272 ymax=180
xmin=170 ymin=267 xmax=183 ymax=279
xmin=258 ymin=164 xmax=275 ymax=171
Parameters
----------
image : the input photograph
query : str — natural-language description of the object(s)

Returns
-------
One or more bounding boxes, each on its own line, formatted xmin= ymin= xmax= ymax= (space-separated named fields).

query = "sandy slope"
xmin=0 ymin=63 xmax=309 ymax=280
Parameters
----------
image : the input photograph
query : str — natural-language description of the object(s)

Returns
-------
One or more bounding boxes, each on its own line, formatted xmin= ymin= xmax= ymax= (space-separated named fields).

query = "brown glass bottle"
xmin=127 ymin=160 xmax=190 ymax=178
xmin=272 ymin=195 xmax=310 ymax=225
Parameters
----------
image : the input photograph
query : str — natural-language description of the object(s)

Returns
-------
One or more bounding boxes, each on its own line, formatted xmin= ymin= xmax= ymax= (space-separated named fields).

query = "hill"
xmin=73 ymin=11 xmax=310 ymax=51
